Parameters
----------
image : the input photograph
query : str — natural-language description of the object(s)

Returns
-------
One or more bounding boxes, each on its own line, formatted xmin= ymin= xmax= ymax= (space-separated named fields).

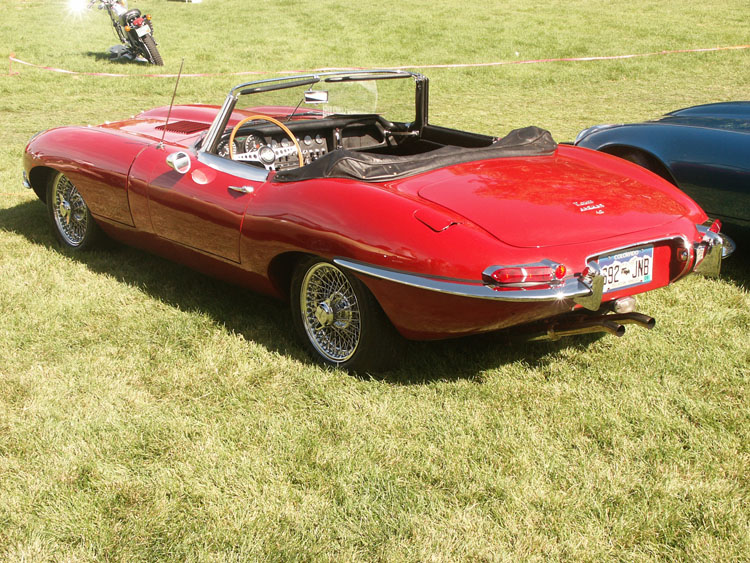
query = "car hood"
xmin=415 ymin=147 xmax=695 ymax=248
xmin=97 ymin=104 xmax=324 ymax=146
xmin=95 ymin=104 xmax=220 ymax=145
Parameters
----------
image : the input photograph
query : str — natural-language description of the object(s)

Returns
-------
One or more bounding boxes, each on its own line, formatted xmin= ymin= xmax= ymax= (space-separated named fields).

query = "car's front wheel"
xmin=291 ymin=258 xmax=402 ymax=372
xmin=46 ymin=171 xmax=101 ymax=250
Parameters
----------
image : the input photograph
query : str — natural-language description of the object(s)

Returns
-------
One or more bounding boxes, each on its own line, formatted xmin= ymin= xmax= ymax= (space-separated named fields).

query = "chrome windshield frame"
xmin=199 ymin=70 xmax=427 ymax=156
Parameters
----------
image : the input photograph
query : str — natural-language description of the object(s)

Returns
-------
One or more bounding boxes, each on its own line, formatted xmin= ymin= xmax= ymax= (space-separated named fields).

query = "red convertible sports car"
xmin=23 ymin=70 xmax=733 ymax=371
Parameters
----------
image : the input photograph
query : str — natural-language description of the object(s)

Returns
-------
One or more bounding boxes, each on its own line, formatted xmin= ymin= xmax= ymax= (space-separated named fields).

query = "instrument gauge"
xmin=303 ymin=135 xmax=313 ymax=146
xmin=315 ymin=134 xmax=324 ymax=144
xmin=217 ymin=138 xmax=239 ymax=158
xmin=281 ymin=138 xmax=291 ymax=148
xmin=243 ymin=133 xmax=264 ymax=153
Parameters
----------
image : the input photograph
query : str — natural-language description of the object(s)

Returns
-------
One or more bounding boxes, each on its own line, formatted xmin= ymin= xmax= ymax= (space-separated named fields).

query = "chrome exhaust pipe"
xmin=605 ymin=312 xmax=655 ymax=330
xmin=526 ymin=311 xmax=655 ymax=341
xmin=542 ymin=318 xmax=625 ymax=341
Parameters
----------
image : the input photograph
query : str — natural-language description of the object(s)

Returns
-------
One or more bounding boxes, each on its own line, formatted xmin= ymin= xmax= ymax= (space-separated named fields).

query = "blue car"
xmin=575 ymin=102 xmax=750 ymax=230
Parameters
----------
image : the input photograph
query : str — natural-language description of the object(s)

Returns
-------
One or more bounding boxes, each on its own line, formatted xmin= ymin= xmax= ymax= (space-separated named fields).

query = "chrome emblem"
xmin=573 ymin=199 xmax=605 ymax=214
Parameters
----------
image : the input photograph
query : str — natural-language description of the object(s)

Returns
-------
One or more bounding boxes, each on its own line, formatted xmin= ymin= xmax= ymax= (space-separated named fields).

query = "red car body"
xmin=23 ymin=71 xmax=732 ymax=370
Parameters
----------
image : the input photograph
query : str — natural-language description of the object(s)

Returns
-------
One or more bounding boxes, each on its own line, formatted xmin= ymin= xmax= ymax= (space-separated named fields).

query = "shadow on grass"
xmin=4 ymin=199 xmax=744 ymax=384
xmin=85 ymin=49 xmax=151 ymax=66
xmin=720 ymin=222 xmax=750 ymax=291
xmin=0 ymin=199 xmax=302 ymax=362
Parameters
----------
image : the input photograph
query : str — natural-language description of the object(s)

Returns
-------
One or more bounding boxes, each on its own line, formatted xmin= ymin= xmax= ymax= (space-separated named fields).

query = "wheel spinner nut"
xmin=315 ymin=301 xmax=334 ymax=327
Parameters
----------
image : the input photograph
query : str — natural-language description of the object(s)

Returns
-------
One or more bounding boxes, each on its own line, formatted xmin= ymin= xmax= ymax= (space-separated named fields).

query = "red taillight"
xmin=489 ymin=263 xmax=566 ymax=285
xmin=708 ymin=219 xmax=722 ymax=234
xmin=491 ymin=267 xmax=527 ymax=284
xmin=133 ymin=17 xmax=144 ymax=26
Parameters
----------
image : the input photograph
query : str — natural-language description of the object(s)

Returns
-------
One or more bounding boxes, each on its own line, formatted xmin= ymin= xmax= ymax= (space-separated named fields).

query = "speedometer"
xmin=217 ymin=138 xmax=239 ymax=158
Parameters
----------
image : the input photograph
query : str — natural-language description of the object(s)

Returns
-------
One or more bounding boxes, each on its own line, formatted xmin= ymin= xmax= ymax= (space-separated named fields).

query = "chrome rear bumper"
xmin=335 ymin=258 xmax=605 ymax=310
xmin=336 ymin=225 xmax=732 ymax=314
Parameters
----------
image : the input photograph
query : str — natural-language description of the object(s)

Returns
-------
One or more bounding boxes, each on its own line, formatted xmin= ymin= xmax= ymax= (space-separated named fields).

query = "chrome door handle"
xmin=228 ymin=185 xmax=254 ymax=194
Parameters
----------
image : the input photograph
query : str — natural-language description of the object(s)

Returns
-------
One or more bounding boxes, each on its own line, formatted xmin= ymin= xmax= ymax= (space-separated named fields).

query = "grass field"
xmin=1 ymin=0 xmax=749 ymax=560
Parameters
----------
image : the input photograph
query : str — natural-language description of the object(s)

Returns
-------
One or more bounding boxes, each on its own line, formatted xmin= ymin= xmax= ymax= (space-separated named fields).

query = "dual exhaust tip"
xmin=542 ymin=311 xmax=655 ymax=341
xmin=530 ymin=296 xmax=655 ymax=341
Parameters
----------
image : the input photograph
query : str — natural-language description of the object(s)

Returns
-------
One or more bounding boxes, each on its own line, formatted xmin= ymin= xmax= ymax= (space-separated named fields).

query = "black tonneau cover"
xmin=274 ymin=126 xmax=557 ymax=183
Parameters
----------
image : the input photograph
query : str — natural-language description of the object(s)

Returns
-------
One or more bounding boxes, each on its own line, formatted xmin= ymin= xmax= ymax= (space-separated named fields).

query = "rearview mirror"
xmin=304 ymin=90 xmax=329 ymax=104
xmin=166 ymin=151 xmax=191 ymax=174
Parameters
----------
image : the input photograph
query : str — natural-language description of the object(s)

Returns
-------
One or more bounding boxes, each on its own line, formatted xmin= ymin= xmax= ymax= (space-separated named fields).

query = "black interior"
xmin=276 ymin=124 xmax=557 ymax=183
xmin=216 ymin=115 xmax=557 ymax=182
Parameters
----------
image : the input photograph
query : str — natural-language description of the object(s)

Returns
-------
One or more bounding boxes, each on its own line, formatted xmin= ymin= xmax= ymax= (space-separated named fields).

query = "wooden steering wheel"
xmin=228 ymin=114 xmax=304 ymax=169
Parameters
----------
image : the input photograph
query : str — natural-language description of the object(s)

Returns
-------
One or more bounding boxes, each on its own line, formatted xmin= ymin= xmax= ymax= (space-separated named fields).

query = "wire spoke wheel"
xmin=291 ymin=258 xmax=403 ymax=372
xmin=300 ymin=262 xmax=362 ymax=363
xmin=51 ymin=173 xmax=89 ymax=247
xmin=47 ymin=171 xmax=101 ymax=251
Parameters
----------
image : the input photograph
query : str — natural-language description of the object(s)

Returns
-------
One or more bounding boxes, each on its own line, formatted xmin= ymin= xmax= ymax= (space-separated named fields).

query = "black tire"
xmin=46 ymin=171 xmax=102 ymax=251
xmin=140 ymin=34 xmax=163 ymax=66
xmin=291 ymin=258 xmax=403 ymax=372
xmin=618 ymin=150 xmax=650 ymax=169
xmin=617 ymin=150 xmax=675 ymax=184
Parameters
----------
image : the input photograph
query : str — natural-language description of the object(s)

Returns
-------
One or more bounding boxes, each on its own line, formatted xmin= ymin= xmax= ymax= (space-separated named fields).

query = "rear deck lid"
xmin=417 ymin=153 xmax=692 ymax=248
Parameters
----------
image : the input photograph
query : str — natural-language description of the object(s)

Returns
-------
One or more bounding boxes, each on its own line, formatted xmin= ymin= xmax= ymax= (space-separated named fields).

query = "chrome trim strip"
xmin=22 ymin=170 xmax=31 ymax=189
xmin=334 ymin=258 xmax=599 ymax=305
xmin=196 ymin=151 xmax=269 ymax=182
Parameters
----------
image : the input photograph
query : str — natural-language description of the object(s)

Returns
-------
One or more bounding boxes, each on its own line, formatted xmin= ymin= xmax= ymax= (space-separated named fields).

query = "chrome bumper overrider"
xmin=694 ymin=225 xmax=735 ymax=277
xmin=22 ymin=170 xmax=31 ymax=190
xmin=335 ymin=258 xmax=606 ymax=310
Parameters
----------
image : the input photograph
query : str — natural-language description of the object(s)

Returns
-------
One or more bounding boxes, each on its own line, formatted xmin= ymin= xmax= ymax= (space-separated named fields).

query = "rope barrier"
xmin=8 ymin=45 xmax=750 ymax=78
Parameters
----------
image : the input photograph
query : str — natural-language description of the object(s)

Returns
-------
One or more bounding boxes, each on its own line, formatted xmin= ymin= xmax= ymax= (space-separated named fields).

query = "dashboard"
xmin=214 ymin=116 xmax=389 ymax=171
xmin=217 ymin=129 xmax=329 ymax=170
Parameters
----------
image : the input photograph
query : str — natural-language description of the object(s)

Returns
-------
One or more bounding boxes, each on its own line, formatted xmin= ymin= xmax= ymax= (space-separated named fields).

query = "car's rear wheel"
xmin=291 ymin=258 xmax=402 ymax=372
xmin=46 ymin=171 xmax=101 ymax=250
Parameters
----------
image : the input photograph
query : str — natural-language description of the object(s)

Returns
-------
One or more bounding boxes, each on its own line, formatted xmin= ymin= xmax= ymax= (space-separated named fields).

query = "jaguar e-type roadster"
xmin=23 ymin=70 xmax=733 ymax=371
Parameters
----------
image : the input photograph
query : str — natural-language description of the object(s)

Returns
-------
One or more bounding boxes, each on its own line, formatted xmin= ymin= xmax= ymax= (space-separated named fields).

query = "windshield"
xmin=233 ymin=71 xmax=420 ymax=125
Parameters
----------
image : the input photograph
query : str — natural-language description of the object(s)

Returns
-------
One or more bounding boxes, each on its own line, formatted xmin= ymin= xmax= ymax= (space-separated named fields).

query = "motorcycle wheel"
xmin=140 ymin=34 xmax=164 ymax=66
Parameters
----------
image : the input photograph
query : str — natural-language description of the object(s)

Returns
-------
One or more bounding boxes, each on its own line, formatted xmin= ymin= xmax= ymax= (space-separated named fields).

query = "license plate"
xmin=598 ymin=246 xmax=653 ymax=293
xmin=135 ymin=25 xmax=150 ymax=37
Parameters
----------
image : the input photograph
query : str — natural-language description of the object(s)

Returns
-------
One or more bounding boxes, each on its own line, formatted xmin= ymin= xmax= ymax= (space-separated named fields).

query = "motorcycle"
xmin=88 ymin=0 xmax=163 ymax=66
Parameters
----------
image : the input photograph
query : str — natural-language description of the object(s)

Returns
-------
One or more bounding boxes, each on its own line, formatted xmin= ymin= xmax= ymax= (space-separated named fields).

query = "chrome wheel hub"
xmin=52 ymin=173 xmax=89 ymax=247
xmin=59 ymin=200 xmax=71 ymax=223
xmin=315 ymin=299 xmax=335 ymax=327
xmin=301 ymin=263 xmax=361 ymax=363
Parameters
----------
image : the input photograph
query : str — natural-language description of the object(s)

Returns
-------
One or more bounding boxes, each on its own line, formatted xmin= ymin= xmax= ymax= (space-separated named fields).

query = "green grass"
xmin=1 ymin=0 xmax=750 ymax=560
